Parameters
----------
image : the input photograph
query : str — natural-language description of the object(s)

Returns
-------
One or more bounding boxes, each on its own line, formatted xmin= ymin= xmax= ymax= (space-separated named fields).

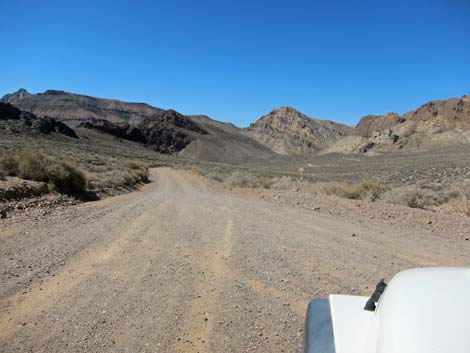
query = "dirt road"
xmin=1 ymin=168 xmax=469 ymax=352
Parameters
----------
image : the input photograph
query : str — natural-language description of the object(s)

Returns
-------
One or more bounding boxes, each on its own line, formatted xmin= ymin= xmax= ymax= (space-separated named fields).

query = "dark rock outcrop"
xmin=78 ymin=109 xmax=209 ymax=154
xmin=0 ymin=102 xmax=22 ymax=120
xmin=78 ymin=119 xmax=146 ymax=143
xmin=146 ymin=109 xmax=208 ymax=135
xmin=0 ymin=102 xmax=78 ymax=138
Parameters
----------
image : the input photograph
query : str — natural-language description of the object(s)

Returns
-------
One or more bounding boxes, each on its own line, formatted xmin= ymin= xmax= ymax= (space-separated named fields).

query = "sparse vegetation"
xmin=87 ymin=162 xmax=150 ymax=191
xmin=381 ymin=182 xmax=464 ymax=210
xmin=257 ymin=178 xmax=274 ymax=189
xmin=452 ymin=195 xmax=470 ymax=217
xmin=309 ymin=181 xmax=350 ymax=196
xmin=344 ymin=181 xmax=392 ymax=201
xmin=0 ymin=155 xmax=20 ymax=176
xmin=1 ymin=126 xmax=470 ymax=219
xmin=224 ymin=171 xmax=257 ymax=189
xmin=0 ymin=152 xmax=87 ymax=194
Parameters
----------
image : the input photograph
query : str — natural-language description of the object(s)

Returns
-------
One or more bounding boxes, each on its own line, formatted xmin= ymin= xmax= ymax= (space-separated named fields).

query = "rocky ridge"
xmin=245 ymin=106 xmax=352 ymax=154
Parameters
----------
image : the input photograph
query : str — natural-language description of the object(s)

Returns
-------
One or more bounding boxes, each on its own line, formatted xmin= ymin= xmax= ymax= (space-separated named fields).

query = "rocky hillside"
xmin=6 ymin=88 xmax=468 ymax=159
xmin=2 ymin=89 xmax=162 ymax=125
xmin=79 ymin=109 xmax=210 ymax=154
xmin=183 ymin=115 xmax=276 ymax=162
xmin=326 ymin=95 xmax=470 ymax=153
xmin=0 ymin=102 xmax=78 ymax=138
xmin=245 ymin=106 xmax=351 ymax=155
xmin=2 ymin=89 xmax=276 ymax=163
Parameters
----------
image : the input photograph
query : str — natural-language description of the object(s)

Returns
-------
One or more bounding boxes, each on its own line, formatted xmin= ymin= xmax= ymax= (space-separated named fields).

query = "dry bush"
xmin=46 ymin=160 xmax=87 ymax=194
xmin=446 ymin=196 xmax=470 ymax=217
xmin=303 ymin=181 xmax=391 ymax=201
xmin=125 ymin=161 xmax=150 ymax=183
xmin=310 ymin=182 xmax=350 ymax=197
xmin=0 ymin=152 xmax=86 ymax=194
xmin=257 ymin=178 xmax=274 ymax=189
xmin=109 ymin=170 xmax=139 ymax=188
xmin=0 ymin=155 xmax=19 ymax=176
xmin=203 ymin=172 xmax=224 ymax=183
xmin=224 ymin=171 xmax=257 ymax=189
xmin=344 ymin=181 xmax=392 ymax=201
xmin=100 ymin=162 xmax=150 ymax=189
xmin=445 ymin=183 xmax=470 ymax=216
xmin=270 ymin=176 xmax=297 ymax=190
xmin=381 ymin=182 xmax=460 ymax=209
xmin=84 ymin=171 xmax=99 ymax=191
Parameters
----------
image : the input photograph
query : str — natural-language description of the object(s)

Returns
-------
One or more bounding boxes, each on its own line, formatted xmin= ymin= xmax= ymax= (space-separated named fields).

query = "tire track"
xmin=176 ymin=214 xmax=233 ymax=353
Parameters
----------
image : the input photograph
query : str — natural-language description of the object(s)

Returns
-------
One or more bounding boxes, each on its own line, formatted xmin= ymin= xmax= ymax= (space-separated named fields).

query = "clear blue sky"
xmin=2 ymin=0 xmax=469 ymax=126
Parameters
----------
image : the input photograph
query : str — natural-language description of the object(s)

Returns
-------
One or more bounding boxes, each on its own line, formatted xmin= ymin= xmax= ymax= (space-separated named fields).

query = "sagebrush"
xmin=0 ymin=152 xmax=87 ymax=194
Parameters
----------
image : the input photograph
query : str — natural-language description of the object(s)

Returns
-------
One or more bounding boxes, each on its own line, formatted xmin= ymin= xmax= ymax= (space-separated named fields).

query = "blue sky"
xmin=2 ymin=0 xmax=469 ymax=126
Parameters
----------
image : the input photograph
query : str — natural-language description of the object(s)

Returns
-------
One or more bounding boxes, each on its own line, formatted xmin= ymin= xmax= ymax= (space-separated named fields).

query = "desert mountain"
xmin=326 ymin=95 xmax=470 ymax=153
xmin=6 ymin=88 xmax=468 ymax=159
xmin=2 ymin=89 xmax=162 ymax=125
xmin=2 ymin=89 xmax=276 ymax=163
xmin=245 ymin=106 xmax=352 ymax=155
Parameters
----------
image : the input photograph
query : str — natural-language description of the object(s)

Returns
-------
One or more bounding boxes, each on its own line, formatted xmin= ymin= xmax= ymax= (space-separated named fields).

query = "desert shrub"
xmin=257 ymin=178 xmax=274 ymax=189
xmin=125 ymin=161 xmax=150 ymax=183
xmin=0 ymin=152 xmax=87 ymax=194
xmin=381 ymin=183 xmax=461 ymax=209
xmin=437 ymin=182 xmax=470 ymax=216
xmin=17 ymin=153 xmax=50 ymax=182
xmin=270 ymin=176 xmax=297 ymax=190
xmin=204 ymin=172 xmax=224 ymax=183
xmin=109 ymin=170 xmax=137 ymax=188
xmin=106 ymin=167 xmax=149 ymax=189
xmin=46 ymin=160 xmax=87 ymax=194
xmin=132 ymin=167 xmax=149 ymax=183
xmin=0 ymin=155 xmax=20 ymax=176
xmin=85 ymin=172 xmax=99 ymax=191
xmin=344 ymin=181 xmax=392 ymax=201
xmin=310 ymin=182 xmax=350 ymax=197
xmin=447 ymin=195 xmax=470 ymax=217
xmin=125 ymin=161 xmax=144 ymax=170
xmin=224 ymin=171 xmax=257 ymax=189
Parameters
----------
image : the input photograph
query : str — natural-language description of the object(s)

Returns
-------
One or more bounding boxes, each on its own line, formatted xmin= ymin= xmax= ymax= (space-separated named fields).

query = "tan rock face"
xmin=333 ymin=95 xmax=470 ymax=153
xmin=352 ymin=112 xmax=403 ymax=138
xmin=245 ymin=106 xmax=352 ymax=155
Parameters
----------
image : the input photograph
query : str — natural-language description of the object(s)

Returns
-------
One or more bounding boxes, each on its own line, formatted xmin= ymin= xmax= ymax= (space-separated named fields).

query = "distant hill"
xmin=2 ymin=89 xmax=162 ymax=125
xmin=326 ymin=95 xmax=470 ymax=153
xmin=2 ymin=89 xmax=276 ymax=163
xmin=245 ymin=106 xmax=351 ymax=155
xmin=4 ymin=88 xmax=469 ymax=159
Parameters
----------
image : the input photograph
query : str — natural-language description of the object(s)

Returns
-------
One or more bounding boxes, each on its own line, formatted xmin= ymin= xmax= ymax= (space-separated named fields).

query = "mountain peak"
xmin=246 ymin=106 xmax=352 ymax=155
xmin=1 ymin=88 xmax=31 ymax=103
xmin=274 ymin=106 xmax=299 ymax=113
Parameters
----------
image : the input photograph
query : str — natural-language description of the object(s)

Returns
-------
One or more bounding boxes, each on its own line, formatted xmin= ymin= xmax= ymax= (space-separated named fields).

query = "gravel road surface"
xmin=1 ymin=168 xmax=469 ymax=352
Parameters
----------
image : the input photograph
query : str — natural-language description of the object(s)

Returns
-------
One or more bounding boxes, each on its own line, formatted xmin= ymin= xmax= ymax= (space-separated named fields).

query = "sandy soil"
xmin=1 ymin=168 xmax=469 ymax=353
